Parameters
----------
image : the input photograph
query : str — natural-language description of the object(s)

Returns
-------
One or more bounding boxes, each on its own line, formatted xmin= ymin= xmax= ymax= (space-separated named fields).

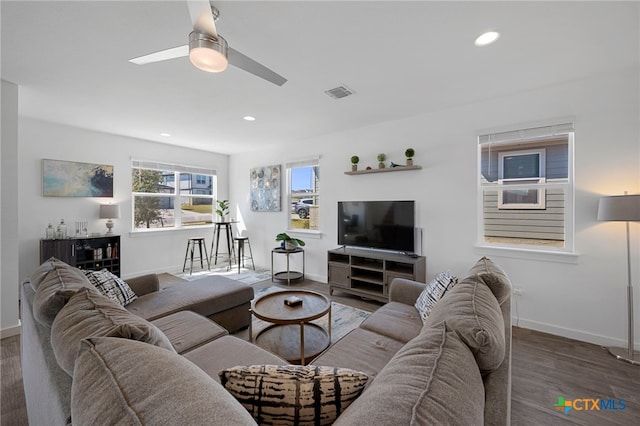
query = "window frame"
xmin=286 ymin=158 xmax=320 ymax=234
xmin=477 ymin=120 xmax=575 ymax=254
xmin=131 ymin=160 xmax=217 ymax=233
xmin=497 ymin=148 xmax=546 ymax=209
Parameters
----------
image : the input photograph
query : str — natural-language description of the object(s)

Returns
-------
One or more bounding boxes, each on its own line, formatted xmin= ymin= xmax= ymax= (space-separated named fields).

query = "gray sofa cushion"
xmin=125 ymin=275 xmax=253 ymax=321
xmin=151 ymin=310 xmax=228 ymax=354
xmin=359 ymin=302 xmax=422 ymax=343
xmin=312 ymin=328 xmax=405 ymax=380
xmin=71 ymin=337 xmax=257 ymax=425
xmin=333 ymin=323 xmax=484 ymax=426
xmin=51 ymin=288 xmax=175 ymax=375
xmin=32 ymin=261 xmax=98 ymax=327
xmin=424 ymin=274 xmax=505 ymax=373
xmin=29 ymin=257 xmax=68 ymax=291
xmin=468 ymin=256 xmax=511 ymax=305
xmin=183 ymin=335 xmax=287 ymax=382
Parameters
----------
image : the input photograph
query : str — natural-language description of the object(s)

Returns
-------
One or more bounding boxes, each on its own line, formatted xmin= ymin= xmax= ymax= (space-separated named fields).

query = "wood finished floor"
xmin=2 ymin=277 xmax=639 ymax=425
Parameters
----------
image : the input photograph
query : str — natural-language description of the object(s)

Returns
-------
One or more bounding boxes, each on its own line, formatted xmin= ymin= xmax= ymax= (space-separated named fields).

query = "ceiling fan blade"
xmin=228 ymin=47 xmax=287 ymax=86
xmin=186 ymin=0 xmax=218 ymax=37
xmin=129 ymin=45 xmax=189 ymax=65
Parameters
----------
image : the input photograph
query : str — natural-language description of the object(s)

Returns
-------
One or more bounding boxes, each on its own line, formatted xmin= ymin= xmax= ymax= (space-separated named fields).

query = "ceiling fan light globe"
xmin=188 ymin=31 xmax=228 ymax=73
xmin=190 ymin=47 xmax=228 ymax=72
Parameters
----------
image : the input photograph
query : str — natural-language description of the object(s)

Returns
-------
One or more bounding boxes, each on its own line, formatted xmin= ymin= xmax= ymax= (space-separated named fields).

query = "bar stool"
xmin=183 ymin=237 xmax=210 ymax=275
xmin=234 ymin=235 xmax=255 ymax=273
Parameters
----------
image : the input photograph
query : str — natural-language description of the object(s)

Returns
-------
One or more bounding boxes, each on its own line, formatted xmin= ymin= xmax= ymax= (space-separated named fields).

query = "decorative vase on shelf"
xmin=352 ymin=164 xmax=358 ymax=172
xmin=377 ymin=153 xmax=386 ymax=169
xmin=407 ymin=158 xmax=414 ymax=166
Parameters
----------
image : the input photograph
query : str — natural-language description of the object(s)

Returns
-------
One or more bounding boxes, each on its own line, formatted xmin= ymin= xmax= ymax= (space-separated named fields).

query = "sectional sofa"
xmin=21 ymin=256 xmax=511 ymax=425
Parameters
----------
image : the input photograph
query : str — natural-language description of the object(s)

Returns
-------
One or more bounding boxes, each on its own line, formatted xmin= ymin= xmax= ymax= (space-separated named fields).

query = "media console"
xmin=327 ymin=247 xmax=426 ymax=303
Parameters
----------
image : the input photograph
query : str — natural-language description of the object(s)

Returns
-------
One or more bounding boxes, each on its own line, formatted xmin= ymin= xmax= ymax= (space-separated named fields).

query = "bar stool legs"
xmin=234 ymin=236 xmax=255 ymax=273
xmin=183 ymin=237 xmax=210 ymax=275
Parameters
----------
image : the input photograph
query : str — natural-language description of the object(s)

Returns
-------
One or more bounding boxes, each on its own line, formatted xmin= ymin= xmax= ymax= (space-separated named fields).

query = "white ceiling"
xmin=2 ymin=1 xmax=638 ymax=154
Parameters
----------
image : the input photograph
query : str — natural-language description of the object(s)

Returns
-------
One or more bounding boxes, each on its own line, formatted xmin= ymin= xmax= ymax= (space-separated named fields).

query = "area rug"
xmin=251 ymin=286 xmax=371 ymax=345
xmin=172 ymin=266 xmax=271 ymax=285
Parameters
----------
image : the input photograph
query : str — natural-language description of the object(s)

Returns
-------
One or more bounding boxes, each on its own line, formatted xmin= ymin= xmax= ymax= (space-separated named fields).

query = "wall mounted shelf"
xmin=344 ymin=165 xmax=422 ymax=175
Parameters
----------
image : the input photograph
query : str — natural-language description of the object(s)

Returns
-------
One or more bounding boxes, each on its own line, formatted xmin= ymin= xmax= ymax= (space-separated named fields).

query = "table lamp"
xmin=597 ymin=192 xmax=640 ymax=365
xmin=99 ymin=204 xmax=120 ymax=235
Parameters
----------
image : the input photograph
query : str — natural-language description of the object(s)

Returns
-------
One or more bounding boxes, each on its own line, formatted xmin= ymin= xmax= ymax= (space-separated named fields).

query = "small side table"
xmin=271 ymin=247 xmax=305 ymax=285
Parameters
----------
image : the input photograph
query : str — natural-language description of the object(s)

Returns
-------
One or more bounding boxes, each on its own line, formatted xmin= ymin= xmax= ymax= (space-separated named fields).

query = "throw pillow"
xmin=72 ymin=337 xmax=255 ymax=425
xmin=83 ymin=268 xmax=137 ymax=306
xmin=414 ymin=271 xmax=458 ymax=323
xmin=51 ymin=288 xmax=175 ymax=375
xmin=219 ymin=364 xmax=369 ymax=426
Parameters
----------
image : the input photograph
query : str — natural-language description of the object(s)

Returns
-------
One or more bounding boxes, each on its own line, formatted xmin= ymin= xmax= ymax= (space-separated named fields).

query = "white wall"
xmin=230 ymin=67 xmax=640 ymax=349
xmin=16 ymin=118 xmax=230 ymax=284
xmin=1 ymin=80 xmax=21 ymax=337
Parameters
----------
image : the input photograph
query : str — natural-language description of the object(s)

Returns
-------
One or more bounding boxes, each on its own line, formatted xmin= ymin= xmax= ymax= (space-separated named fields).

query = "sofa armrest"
xmin=126 ymin=274 xmax=159 ymax=296
xmin=388 ymin=278 xmax=427 ymax=306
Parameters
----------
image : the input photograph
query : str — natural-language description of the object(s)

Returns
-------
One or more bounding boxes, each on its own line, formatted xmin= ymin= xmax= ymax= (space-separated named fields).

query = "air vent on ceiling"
xmin=324 ymin=85 xmax=355 ymax=100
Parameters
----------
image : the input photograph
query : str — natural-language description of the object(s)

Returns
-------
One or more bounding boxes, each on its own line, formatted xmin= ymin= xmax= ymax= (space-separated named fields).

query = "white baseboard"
xmin=513 ymin=317 xmax=640 ymax=351
xmin=0 ymin=323 xmax=21 ymax=339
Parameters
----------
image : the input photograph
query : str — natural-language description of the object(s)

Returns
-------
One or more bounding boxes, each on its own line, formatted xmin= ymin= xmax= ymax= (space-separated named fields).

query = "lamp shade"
xmin=99 ymin=204 xmax=120 ymax=219
xmin=597 ymin=194 xmax=640 ymax=222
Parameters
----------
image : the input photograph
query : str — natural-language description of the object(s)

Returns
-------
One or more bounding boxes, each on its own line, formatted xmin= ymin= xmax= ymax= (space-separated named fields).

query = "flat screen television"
xmin=338 ymin=200 xmax=415 ymax=253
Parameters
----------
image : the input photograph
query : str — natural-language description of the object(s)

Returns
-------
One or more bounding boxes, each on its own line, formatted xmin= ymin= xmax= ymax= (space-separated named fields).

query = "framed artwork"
xmin=250 ymin=164 xmax=281 ymax=212
xmin=42 ymin=159 xmax=114 ymax=197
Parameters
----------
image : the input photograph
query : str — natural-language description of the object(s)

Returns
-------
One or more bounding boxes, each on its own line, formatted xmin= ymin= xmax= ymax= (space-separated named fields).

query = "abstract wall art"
xmin=250 ymin=164 xmax=281 ymax=212
xmin=42 ymin=159 xmax=114 ymax=197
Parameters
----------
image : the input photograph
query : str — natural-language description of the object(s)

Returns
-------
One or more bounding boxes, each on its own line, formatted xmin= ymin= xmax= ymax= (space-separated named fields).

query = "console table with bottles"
xmin=40 ymin=235 xmax=121 ymax=276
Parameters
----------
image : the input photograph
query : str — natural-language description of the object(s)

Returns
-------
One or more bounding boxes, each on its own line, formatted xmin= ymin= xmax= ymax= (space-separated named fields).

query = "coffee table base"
xmin=255 ymin=323 xmax=330 ymax=365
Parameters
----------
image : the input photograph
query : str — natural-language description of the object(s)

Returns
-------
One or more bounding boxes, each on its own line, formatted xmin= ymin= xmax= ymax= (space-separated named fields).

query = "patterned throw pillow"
xmin=83 ymin=269 xmax=137 ymax=306
xmin=219 ymin=364 xmax=369 ymax=426
xmin=414 ymin=271 xmax=458 ymax=324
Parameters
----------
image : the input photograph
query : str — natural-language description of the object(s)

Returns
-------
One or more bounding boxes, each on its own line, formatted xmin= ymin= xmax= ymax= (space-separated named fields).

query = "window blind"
xmin=131 ymin=159 xmax=216 ymax=176
xmin=479 ymin=121 xmax=574 ymax=145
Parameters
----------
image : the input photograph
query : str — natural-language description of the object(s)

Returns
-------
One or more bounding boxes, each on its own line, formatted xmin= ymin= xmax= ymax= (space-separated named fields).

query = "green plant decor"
xmin=350 ymin=155 xmax=360 ymax=164
xmin=377 ymin=153 xmax=386 ymax=162
xmin=215 ymin=199 xmax=229 ymax=218
xmin=405 ymin=148 xmax=415 ymax=159
xmin=276 ymin=232 xmax=306 ymax=249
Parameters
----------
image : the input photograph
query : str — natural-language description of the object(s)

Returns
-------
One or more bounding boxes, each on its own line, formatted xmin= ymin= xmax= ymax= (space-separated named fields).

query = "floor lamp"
xmin=597 ymin=193 xmax=640 ymax=365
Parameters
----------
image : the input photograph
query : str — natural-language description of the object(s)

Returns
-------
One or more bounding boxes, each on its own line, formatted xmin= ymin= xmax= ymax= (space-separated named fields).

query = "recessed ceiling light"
xmin=243 ymin=116 xmax=256 ymax=121
xmin=474 ymin=31 xmax=500 ymax=47
xmin=160 ymin=133 xmax=171 ymax=137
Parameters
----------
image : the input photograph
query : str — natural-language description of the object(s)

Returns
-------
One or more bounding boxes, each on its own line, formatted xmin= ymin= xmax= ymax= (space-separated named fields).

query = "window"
xmin=478 ymin=121 xmax=574 ymax=250
xmin=131 ymin=160 xmax=216 ymax=231
xmin=498 ymin=149 xmax=546 ymax=209
xmin=287 ymin=158 xmax=319 ymax=231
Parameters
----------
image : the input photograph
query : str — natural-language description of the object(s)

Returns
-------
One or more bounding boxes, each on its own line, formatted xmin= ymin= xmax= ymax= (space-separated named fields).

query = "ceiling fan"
xmin=129 ymin=0 xmax=287 ymax=86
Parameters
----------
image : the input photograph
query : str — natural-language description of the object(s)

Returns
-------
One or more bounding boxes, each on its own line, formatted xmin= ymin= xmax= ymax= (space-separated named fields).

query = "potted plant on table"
xmin=377 ymin=153 xmax=386 ymax=169
xmin=276 ymin=232 xmax=306 ymax=250
xmin=350 ymin=155 xmax=360 ymax=172
xmin=405 ymin=148 xmax=415 ymax=166
xmin=215 ymin=199 xmax=230 ymax=221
